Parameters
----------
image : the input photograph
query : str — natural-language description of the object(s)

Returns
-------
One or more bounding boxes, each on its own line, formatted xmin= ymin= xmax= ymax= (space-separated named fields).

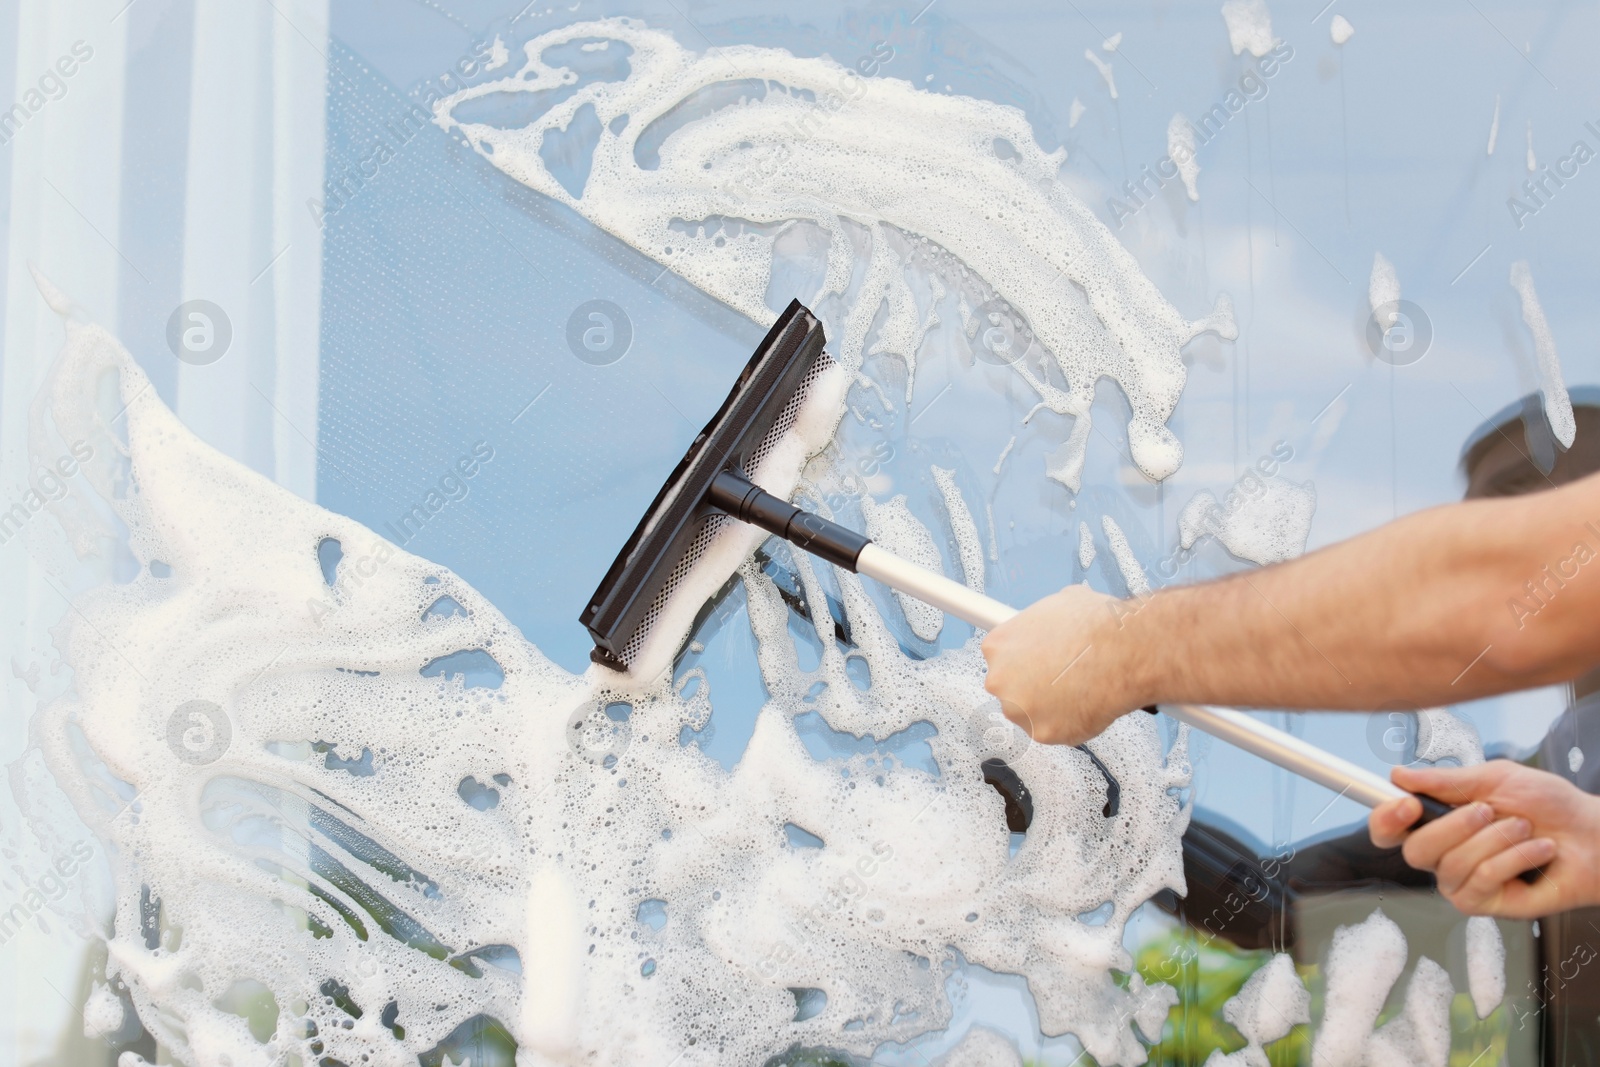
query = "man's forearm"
xmin=1125 ymin=476 xmax=1600 ymax=712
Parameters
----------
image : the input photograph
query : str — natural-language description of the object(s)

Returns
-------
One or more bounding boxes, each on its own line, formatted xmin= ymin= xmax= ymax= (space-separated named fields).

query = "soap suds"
xmin=1169 ymin=114 xmax=1200 ymax=201
xmin=993 ymin=435 xmax=1016 ymax=476
xmin=1368 ymin=252 xmax=1399 ymax=321
xmin=1415 ymin=708 xmax=1484 ymax=766
xmin=1078 ymin=521 xmax=1097 ymax=570
xmin=1084 ymin=48 xmax=1118 ymax=100
xmin=943 ymin=1026 xmax=1023 ymax=1067
xmin=1100 ymin=516 xmax=1150 ymax=597
xmin=1364 ymin=957 xmax=1453 ymax=1067
xmin=861 ymin=492 xmax=947 ymax=641
xmin=1102 ymin=32 xmax=1123 ymax=53
xmin=1526 ymin=121 xmax=1536 ymax=171
xmin=1221 ymin=0 xmax=1275 ymax=57
xmin=1465 ymin=916 xmax=1507 ymax=1019
xmin=25 ymin=282 xmax=1195 ymax=1067
xmin=1177 ymin=478 xmax=1315 ymax=566
xmin=485 ymin=34 xmax=511 ymax=71
xmin=1205 ymin=952 xmax=1309 ymax=1064
xmin=1570 ymin=746 xmax=1585 ymax=773
xmin=1486 ymin=95 xmax=1500 ymax=156
xmin=1311 ymin=909 xmax=1408 ymax=1067
xmin=1509 ymin=260 xmax=1577 ymax=447
xmin=437 ymin=18 xmax=1228 ymax=491
xmin=82 ymin=981 xmax=124 ymax=1039
xmin=933 ymin=465 xmax=985 ymax=593
xmin=1069 ymin=97 xmax=1087 ymax=127
xmin=1329 ymin=14 xmax=1354 ymax=45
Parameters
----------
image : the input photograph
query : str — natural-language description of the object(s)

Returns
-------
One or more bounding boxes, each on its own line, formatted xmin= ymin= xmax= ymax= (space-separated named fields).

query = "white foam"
xmin=942 ymin=1026 xmax=1023 ymax=1066
xmin=82 ymin=981 xmax=124 ymax=1039
xmin=1364 ymin=957 xmax=1453 ymax=1067
xmin=1078 ymin=521 xmax=1097 ymax=570
xmin=993 ymin=435 xmax=1016 ymax=476
xmin=1571 ymin=746 xmax=1585 ymax=773
xmin=486 ymin=35 xmax=510 ymax=71
xmin=1084 ymin=48 xmax=1118 ymax=100
xmin=1368 ymin=252 xmax=1399 ymax=321
xmin=1487 ymin=95 xmax=1500 ymax=156
xmin=1169 ymin=115 xmax=1200 ymax=201
xmin=1100 ymin=516 xmax=1150 ymax=597
xmin=1069 ymin=97 xmax=1087 ymax=128
xmin=25 ymin=286 xmax=1196 ymax=1067
xmin=1102 ymin=32 xmax=1123 ymax=53
xmin=1527 ymin=121 xmax=1537 ymax=171
xmin=932 ymin=465 xmax=985 ymax=593
xmin=1329 ymin=14 xmax=1354 ymax=45
xmin=1509 ymin=260 xmax=1576 ymax=447
xmin=1311 ymin=908 xmax=1407 ymax=1067
xmin=862 ymin=491 xmax=947 ymax=640
xmin=1178 ymin=478 xmax=1315 ymax=566
xmin=438 ymin=18 xmax=1225 ymax=487
xmin=1221 ymin=0 xmax=1276 ymax=57
xmin=1223 ymin=953 xmax=1310 ymax=1051
xmin=1415 ymin=708 xmax=1484 ymax=766
xmin=1465 ymin=916 xmax=1506 ymax=1019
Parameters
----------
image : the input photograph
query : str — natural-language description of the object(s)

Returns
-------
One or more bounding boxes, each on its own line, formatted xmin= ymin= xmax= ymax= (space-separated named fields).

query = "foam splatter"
xmin=435 ymin=18 xmax=1230 ymax=490
xmin=1464 ymin=916 xmax=1506 ymax=1019
xmin=1311 ymin=909 xmax=1408 ymax=1067
xmin=1177 ymin=478 xmax=1315 ymax=566
xmin=1169 ymin=114 xmax=1200 ymax=201
xmin=1100 ymin=516 xmax=1151 ymax=597
xmin=1221 ymin=0 xmax=1276 ymax=58
xmin=1509 ymin=260 xmax=1576 ymax=448
xmin=861 ymin=491 xmax=947 ymax=640
xmin=1218 ymin=952 xmax=1309 ymax=1064
xmin=932 ymin=465 xmax=985 ymax=592
xmin=1085 ymin=49 xmax=1119 ymax=99
xmin=1368 ymin=252 xmax=1399 ymax=321
xmin=1329 ymin=15 xmax=1355 ymax=45
xmin=24 ymin=282 xmax=1194 ymax=1067
xmin=1414 ymin=709 xmax=1484 ymax=766
xmin=1364 ymin=957 xmax=1453 ymax=1067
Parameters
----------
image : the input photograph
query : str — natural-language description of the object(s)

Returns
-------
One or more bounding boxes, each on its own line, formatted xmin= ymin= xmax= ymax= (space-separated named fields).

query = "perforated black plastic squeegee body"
xmin=581 ymin=300 xmax=869 ymax=670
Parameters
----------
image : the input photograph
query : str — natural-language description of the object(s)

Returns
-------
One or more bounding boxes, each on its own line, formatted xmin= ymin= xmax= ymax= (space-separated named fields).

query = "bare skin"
xmin=982 ymin=422 xmax=1600 ymax=917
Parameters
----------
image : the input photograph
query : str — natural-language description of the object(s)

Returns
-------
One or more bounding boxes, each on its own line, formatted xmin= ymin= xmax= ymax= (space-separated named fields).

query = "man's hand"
xmin=981 ymin=584 xmax=1149 ymax=745
xmin=1370 ymin=761 xmax=1600 ymax=918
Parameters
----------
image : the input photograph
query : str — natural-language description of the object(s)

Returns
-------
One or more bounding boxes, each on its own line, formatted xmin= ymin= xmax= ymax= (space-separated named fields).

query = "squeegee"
xmin=581 ymin=300 xmax=1465 ymax=831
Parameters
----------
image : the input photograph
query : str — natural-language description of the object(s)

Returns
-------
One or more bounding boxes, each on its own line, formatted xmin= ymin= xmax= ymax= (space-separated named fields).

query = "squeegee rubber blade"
xmin=581 ymin=299 xmax=828 ymax=667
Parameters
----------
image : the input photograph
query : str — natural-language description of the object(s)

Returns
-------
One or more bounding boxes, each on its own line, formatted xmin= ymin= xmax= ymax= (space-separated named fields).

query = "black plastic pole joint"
xmin=709 ymin=470 xmax=871 ymax=571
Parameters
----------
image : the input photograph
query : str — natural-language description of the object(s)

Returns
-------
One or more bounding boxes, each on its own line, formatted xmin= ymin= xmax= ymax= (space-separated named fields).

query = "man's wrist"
xmin=1115 ymin=587 xmax=1173 ymax=711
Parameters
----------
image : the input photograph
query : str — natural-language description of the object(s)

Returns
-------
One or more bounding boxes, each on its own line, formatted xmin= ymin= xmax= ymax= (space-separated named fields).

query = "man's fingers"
xmin=1390 ymin=762 xmax=1508 ymax=804
xmin=1369 ymin=796 xmax=1421 ymax=849
xmin=1434 ymin=817 xmax=1530 ymax=895
xmin=1450 ymin=838 xmax=1557 ymax=916
xmin=1401 ymin=801 xmax=1495 ymax=872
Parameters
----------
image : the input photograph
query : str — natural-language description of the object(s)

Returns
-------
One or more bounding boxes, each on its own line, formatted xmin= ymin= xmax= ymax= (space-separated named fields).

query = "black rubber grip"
xmin=709 ymin=470 xmax=871 ymax=571
xmin=1407 ymin=793 xmax=1543 ymax=885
